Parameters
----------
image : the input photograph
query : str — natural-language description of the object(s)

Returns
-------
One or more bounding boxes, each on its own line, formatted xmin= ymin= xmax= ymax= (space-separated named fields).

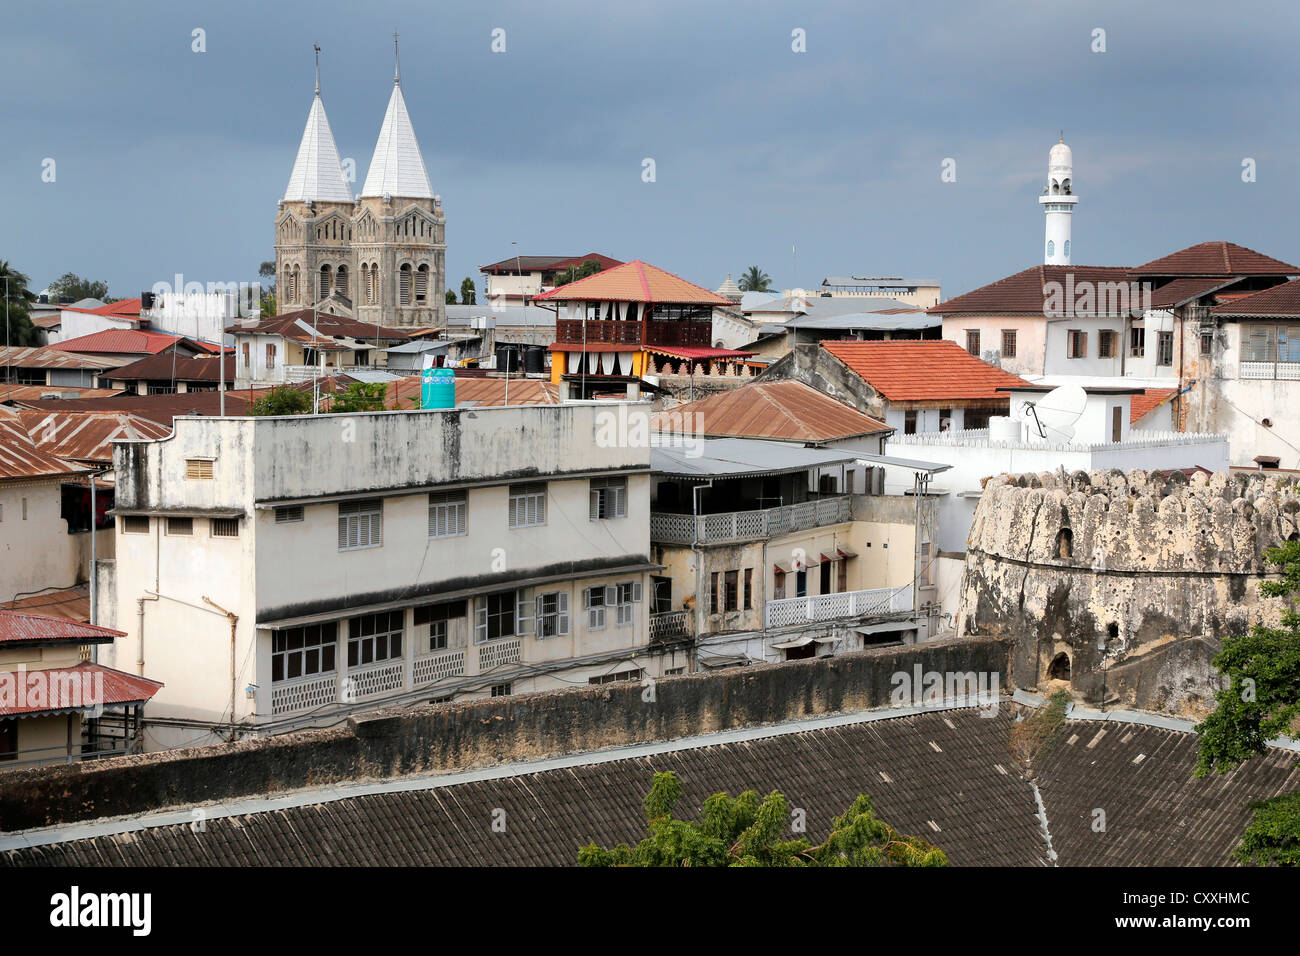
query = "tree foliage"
xmin=250 ymin=385 xmax=312 ymax=416
xmin=329 ymin=382 xmax=387 ymax=413
xmin=554 ymin=259 xmax=604 ymax=286
xmin=577 ymin=771 xmax=948 ymax=867
xmin=1234 ymin=791 xmax=1300 ymax=867
xmin=459 ymin=277 xmax=476 ymax=305
xmin=445 ymin=289 xmax=457 ymax=305
xmin=1195 ymin=540 xmax=1300 ymax=777
xmin=0 ymin=260 xmax=42 ymax=347
xmin=48 ymin=272 xmax=111 ymax=302
xmin=737 ymin=265 xmax=772 ymax=292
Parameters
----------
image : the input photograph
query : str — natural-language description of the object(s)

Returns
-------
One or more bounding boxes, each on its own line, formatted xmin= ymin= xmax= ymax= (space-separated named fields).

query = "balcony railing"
xmin=766 ymin=585 xmax=913 ymax=628
xmin=1240 ymin=360 xmax=1300 ymax=381
xmin=556 ymin=319 xmax=642 ymax=347
xmin=651 ymin=497 xmax=851 ymax=545
xmin=413 ymin=648 xmax=467 ymax=686
xmin=478 ymin=638 xmax=522 ymax=671
xmin=649 ymin=609 xmax=692 ymax=643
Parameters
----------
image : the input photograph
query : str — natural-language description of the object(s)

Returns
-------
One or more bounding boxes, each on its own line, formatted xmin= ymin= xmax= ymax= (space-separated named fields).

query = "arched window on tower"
xmin=1047 ymin=240 xmax=1055 ymax=258
xmin=288 ymin=265 xmax=300 ymax=303
xmin=364 ymin=264 xmax=374 ymax=305
xmin=1051 ymin=179 xmax=1060 ymax=195
xmin=319 ymin=265 xmax=332 ymax=302
xmin=415 ymin=264 xmax=429 ymax=303
xmin=1062 ymin=178 xmax=1071 ymax=194
xmin=371 ymin=264 xmax=380 ymax=304
xmin=336 ymin=265 xmax=349 ymax=299
xmin=1063 ymin=240 xmax=1070 ymax=259
xmin=399 ymin=263 xmax=412 ymax=306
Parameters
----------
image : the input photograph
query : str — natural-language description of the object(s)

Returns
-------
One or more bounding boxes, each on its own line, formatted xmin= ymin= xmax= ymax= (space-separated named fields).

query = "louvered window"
xmin=211 ymin=518 xmax=239 ymax=537
xmin=338 ymin=499 xmax=382 ymax=550
xmin=399 ymin=264 xmax=412 ymax=305
xmin=275 ymin=505 xmax=304 ymax=523
xmin=428 ymin=491 xmax=467 ymax=538
xmin=415 ymin=264 xmax=429 ymax=303
xmin=535 ymin=591 xmax=569 ymax=638
xmin=589 ymin=477 xmax=627 ymax=520
xmin=584 ymin=586 xmax=613 ymax=630
xmin=508 ymin=483 xmax=546 ymax=528
xmin=336 ymin=265 xmax=349 ymax=298
xmin=185 ymin=459 xmax=214 ymax=479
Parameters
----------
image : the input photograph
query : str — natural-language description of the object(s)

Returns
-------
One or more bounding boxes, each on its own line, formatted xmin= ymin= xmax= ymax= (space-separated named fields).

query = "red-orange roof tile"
xmin=928 ymin=265 xmax=1133 ymax=315
xmin=1130 ymin=242 xmax=1298 ymax=277
xmin=822 ymin=340 xmax=1034 ymax=402
xmin=1130 ymin=388 xmax=1177 ymax=424
xmin=0 ymin=662 xmax=162 ymax=717
xmin=653 ymin=380 xmax=891 ymax=442
xmin=532 ymin=260 xmax=733 ymax=306
xmin=1210 ymin=277 xmax=1300 ymax=315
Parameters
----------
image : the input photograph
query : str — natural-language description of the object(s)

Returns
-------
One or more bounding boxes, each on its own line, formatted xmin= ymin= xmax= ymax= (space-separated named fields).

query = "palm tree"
xmin=737 ymin=265 xmax=772 ymax=292
xmin=0 ymin=260 xmax=40 ymax=348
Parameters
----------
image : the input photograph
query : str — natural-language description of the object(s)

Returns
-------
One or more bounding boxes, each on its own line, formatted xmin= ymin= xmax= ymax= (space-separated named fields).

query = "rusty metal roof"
xmin=0 ymin=610 xmax=124 ymax=644
xmin=0 ymin=408 xmax=90 ymax=481
xmin=653 ymin=380 xmax=891 ymax=443
xmin=2 ymin=407 xmax=170 ymax=465
xmin=2 ymin=585 xmax=90 ymax=623
xmin=0 ymin=662 xmax=162 ymax=717
xmin=0 ymin=345 xmax=126 ymax=370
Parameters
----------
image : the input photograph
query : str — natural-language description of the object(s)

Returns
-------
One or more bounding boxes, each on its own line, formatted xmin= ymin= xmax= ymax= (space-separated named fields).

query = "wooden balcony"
xmin=555 ymin=318 xmax=714 ymax=350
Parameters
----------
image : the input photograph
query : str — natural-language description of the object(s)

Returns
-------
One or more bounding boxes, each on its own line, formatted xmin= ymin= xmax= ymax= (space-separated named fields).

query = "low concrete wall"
xmin=0 ymin=636 xmax=1007 ymax=831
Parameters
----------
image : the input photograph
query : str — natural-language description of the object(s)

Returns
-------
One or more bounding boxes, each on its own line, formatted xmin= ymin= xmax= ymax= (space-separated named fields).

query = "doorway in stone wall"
xmin=1047 ymin=652 xmax=1071 ymax=682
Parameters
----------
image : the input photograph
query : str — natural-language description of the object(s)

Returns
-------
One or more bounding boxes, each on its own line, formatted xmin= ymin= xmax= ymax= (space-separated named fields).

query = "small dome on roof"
xmin=1049 ymin=141 xmax=1072 ymax=169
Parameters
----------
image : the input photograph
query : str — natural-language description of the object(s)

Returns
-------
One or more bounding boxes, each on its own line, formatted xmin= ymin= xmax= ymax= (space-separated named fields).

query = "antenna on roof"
xmin=314 ymin=44 xmax=321 ymax=95
xmin=393 ymin=30 xmax=401 ymax=84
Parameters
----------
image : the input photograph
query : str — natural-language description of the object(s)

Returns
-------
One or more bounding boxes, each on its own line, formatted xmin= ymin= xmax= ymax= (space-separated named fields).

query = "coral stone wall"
xmin=957 ymin=469 xmax=1298 ymax=716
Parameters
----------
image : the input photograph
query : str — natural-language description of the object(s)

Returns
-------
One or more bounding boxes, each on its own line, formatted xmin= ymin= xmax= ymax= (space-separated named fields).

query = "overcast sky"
xmin=4 ymin=0 xmax=1299 ymax=301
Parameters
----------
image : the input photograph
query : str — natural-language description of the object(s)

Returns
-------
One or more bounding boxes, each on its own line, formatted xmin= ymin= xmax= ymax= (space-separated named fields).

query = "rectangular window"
xmin=414 ymin=601 xmax=466 ymax=651
xmin=475 ymin=590 xmax=522 ymax=642
xmin=589 ymin=476 xmax=627 ymax=520
xmin=837 ymin=558 xmax=848 ymax=593
xmin=338 ymin=499 xmax=382 ymax=550
xmin=508 ymin=483 xmax=546 ymax=528
xmin=743 ymin=568 xmax=753 ymax=610
xmin=1243 ymin=325 xmax=1276 ymax=363
xmin=1130 ymin=327 xmax=1146 ymax=357
xmin=265 ymin=343 xmax=277 ymax=369
xmin=490 ymin=683 xmax=512 ymax=697
xmin=122 ymin=516 xmax=150 ymax=534
xmin=185 ymin=459 xmax=214 ymax=479
xmin=272 ymin=622 xmax=338 ymax=683
xmin=347 ymin=611 xmax=404 ymax=668
xmin=709 ymin=571 xmax=719 ymax=614
xmin=588 ymin=669 xmax=643 ymax=685
xmin=165 ymin=517 xmax=193 ymax=536
xmin=1200 ymin=331 xmax=1214 ymax=355
xmin=211 ymin=518 xmax=239 ymax=537
xmin=1001 ymin=329 xmax=1017 ymax=358
xmin=1067 ymin=329 xmax=1087 ymax=359
xmin=773 ymin=569 xmax=786 ymax=600
xmin=796 ymin=570 xmax=807 ymax=598
xmin=585 ymin=585 xmax=607 ymax=630
xmin=1156 ymin=331 xmax=1175 ymax=366
xmin=241 ymin=342 xmax=250 ymax=367
xmin=428 ymin=491 xmax=467 ymax=538
xmin=535 ymin=591 xmax=570 ymax=638
xmin=904 ymin=410 xmax=917 ymax=435
xmin=275 ymin=505 xmax=304 ymax=523
xmin=615 ymin=580 xmax=641 ymax=626
xmin=1098 ymin=329 xmax=1116 ymax=358
xmin=964 ymin=329 xmax=980 ymax=356
xmin=723 ymin=570 xmax=739 ymax=612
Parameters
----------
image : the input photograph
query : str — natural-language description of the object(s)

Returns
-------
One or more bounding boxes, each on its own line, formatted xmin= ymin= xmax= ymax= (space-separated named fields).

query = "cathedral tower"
xmin=1038 ymin=136 xmax=1077 ymax=266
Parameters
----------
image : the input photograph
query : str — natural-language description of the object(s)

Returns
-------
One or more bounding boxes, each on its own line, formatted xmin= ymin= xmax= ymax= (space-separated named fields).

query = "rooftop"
xmin=0 ymin=345 xmax=127 ymax=371
xmin=108 ymin=350 xmax=235 ymax=383
xmin=653 ymin=380 xmax=891 ymax=443
xmin=226 ymin=310 xmax=411 ymax=343
xmin=2 ymin=407 xmax=171 ymax=464
xmin=532 ymin=260 xmax=733 ymax=306
xmin=480 ymin=253 xmax=622 ymax=274
xmin=0 ymin=663 xmax=161 ymax=719
xmin=822 ymin=339 xmax=1034 ymax=402
xmin=359 ymin=81 xmax=433 ymax=200
xmin=1210 ymin=276 xmax=1300 ymax=316
xmin=0 ymin=610 xmax=123 ymax=645
xmin=1130 ymin=241 xmax=1299 ymax=277
xmin=928 ymin=265 xmax=1134 ymax=316
xmin=12 ymin=391 xmax=252 ymax=427
xmin=651 ymin=436 xmax=859 ymax=478
xmin=50 ymin=329 xmax=196 ymax=356
xmin=0 ymin=408 xmax=91 ymax=481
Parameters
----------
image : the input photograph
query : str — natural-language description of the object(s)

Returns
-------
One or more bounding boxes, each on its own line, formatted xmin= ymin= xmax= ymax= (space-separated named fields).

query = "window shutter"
xmin=337 ymin=517 xmax=348 ymax=550
xmin=537 ymin=492 xmax=547 ymax=525
xmin=457 ymin=500 xmax=467 ymax=535
xmin=508 ymin=496 xmax=518 ymax=528
xmin=605 ymin=585 xmax=617 ymax=606
xmin=516 ymin=589 xmax=533 ymax=634
xmin=557 ymin=592 xmax=569 ymax=635
xmin=589 ymin=488 xmax=600 ymax=521
xmin=614 ymin=483 xmax=626 ymax=518
xmin=474 ymin=599 xmax=487 ymax=642
xmin=632 ymin=580 xmax=642 ymax=603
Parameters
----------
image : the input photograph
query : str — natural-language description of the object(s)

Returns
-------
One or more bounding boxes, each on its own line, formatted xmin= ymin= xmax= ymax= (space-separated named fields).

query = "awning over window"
xmin=771 ymin=636 xmax=814 ymax=650
xmin=820 ymin=547 xmax=858 ymax=563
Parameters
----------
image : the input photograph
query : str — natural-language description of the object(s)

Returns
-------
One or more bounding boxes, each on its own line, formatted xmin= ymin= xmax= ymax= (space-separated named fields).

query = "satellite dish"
xmin=1017 ymin=384 xmax=1087 ymax=443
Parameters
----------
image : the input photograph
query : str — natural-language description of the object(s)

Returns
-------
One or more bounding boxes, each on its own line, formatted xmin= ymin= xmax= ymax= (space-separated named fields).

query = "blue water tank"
xmin=422 ymin=367 xmax=456 ymax=409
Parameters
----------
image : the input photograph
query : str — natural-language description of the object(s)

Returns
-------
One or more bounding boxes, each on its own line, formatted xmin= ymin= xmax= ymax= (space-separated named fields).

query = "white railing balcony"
xmin=270 ymin=672 xmax=339 ymax=716
xmin=413 ymin=648 xmax=467 ymax=687
xmin=649 ymin=609 xmax=692 ymax=642
xmin=478 ymin=638 xmax=522 ymax=671
xmin=651 ymin=496 xmax=851 ymax=545
xmin=1240 ymin=360 xmax=1300 ymax=381
xmin=766 ymin=585 xmax=913 ymax=629
xmin=346 ymin=660 xmax=404 ymax=701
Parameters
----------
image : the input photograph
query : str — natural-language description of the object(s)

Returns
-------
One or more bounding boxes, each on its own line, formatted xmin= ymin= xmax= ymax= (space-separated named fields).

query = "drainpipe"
xmin=691 ymin=480 xmax=714 ymax=647
xmin=202 ymin=596 xmax=239 ymax=741
xmin=136 ymin=595 xmax=159 ymax=675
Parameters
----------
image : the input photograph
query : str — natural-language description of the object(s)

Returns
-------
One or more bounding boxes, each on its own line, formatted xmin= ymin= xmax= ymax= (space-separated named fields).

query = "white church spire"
xmin=1038 ymin=134 xmax=1078 ymax=265
xmin=360 ymin=32 xmax=434 ymax=199
xmin=283 ymin=49 xmax=353 ymax=204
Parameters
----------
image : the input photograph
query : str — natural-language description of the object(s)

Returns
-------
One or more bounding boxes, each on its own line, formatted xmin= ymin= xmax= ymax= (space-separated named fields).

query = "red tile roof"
xmin=928 ymin=265 xmax=1134 ymax=315
xmin=1210 ymin=277 xmax=1300 ymax=316
xmin=109 ymin=350 xmax=235 ymax=383
xmin=643 ymin=346 xmax=755 ymax=360
xmin=226 ymin=310 xmax=411 ymax=343
xmin=532 ymin=260 xmax=733 ymax=306
xmin=652 ymin=380 xmax=891 ymax=442
xmin=60 ymin=298 xmax=144 ymax=319
xmin=0 ymin=662 xmax=162 ymax=717
xmin=51 ymin=329 xmax=193 ymax=356
xmin=480 ymin=253 xmax=623 ymax=274
xmin=1146 ymin=276 xmax=1244 ymax=310
xmin=1130 ymin=388 xmax=1177 ymax=424
xmin=13 ymin=391 xmax=251 ymax=426
xmin=1130 ymin=242 xmax=1298 ymax=277
xmin=0 ymin=610 xmax=124 ymax=644
xmin=822 ymin=340 xmax=1034 ymax=402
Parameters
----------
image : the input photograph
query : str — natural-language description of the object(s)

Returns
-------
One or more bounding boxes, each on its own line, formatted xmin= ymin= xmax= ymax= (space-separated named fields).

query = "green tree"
xmin=260 ymin=293 xmax=277 ymax=317
xmin=737 ymin=265 xmax=772 ymax=292
xmin=48 ymin=272 xmax=111 ymax=302
xmin=330 ymin=382 xmax=387 ymax=413
xmin=445 ymin=289 xmax=457 ymax=305
xmin=251 ymin=385 xmax=312 ymax=416
xmin=1195 ymin=540 xmax=1300 ymax=776
xmin=0 ymin=260 xmax=42 ymax=347
xmin=554 ymin=259 xmax=605 ymax=286
xmin=1234 ymin=792 xmax=1300 ymax=866
xmin=578 ymin=771 xmax=948 ymax=867
xmin=460 ymin=277 xmax=476 ymax=305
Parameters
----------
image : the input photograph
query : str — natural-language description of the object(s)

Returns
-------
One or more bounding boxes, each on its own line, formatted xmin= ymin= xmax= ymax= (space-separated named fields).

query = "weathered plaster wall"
xmin=957 ymin=469 xmax=1297 ymax=716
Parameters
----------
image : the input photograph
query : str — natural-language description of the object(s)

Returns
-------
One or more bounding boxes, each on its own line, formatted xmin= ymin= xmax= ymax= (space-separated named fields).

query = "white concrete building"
xmin=100 ymin=402 xmax=672 ymax=751
xmin=1040 ymin=138 xmax=1078 ymax=265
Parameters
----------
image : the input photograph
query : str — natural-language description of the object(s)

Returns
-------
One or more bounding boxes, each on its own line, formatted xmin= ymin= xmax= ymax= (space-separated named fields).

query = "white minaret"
xmin=1038 ymin=136 xmax=1078 ymax=265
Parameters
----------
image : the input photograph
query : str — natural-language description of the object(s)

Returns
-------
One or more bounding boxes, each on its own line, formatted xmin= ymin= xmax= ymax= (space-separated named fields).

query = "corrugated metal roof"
xmin=0 ymin=610 xmax=124 ymax=644
xmin=13 ymin=392 xmax=252 ymax=426
xmin=0 ymin=408 xmax=90 ymax=481
xmin=50 ymin=329 xmax=191 ymax=356
xmin=2 ymin=586 xmax=90 ymax=622
xmin=4 ymin=408 xmax=170 ymax=464
xmin=0 ymin=662 xmax=162 ymax=717
xmin=650 ymin=436 xmax=858 ymax=478
xmin=653 ymin=380 xmax=891 ymax=443
xmin=0 ymin=346 xmax=123 ymax=370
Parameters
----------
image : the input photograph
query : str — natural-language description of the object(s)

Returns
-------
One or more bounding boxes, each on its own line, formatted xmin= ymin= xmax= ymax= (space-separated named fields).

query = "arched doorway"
xmin=1047 ymin=652 xmax=1071 ymax=682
